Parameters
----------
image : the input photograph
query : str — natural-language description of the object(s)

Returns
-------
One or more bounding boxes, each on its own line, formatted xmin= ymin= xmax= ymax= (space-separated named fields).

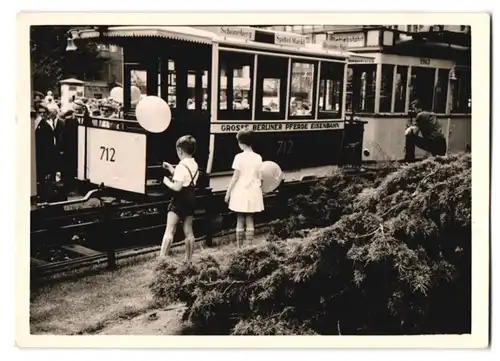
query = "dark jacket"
xmin=35 ymin=117 xmax=57 ymax=179
xmin=415 ymin=111 xmax=445 ymax=141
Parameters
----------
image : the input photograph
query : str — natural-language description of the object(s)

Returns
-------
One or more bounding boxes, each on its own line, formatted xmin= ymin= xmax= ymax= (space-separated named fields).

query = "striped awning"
xmin=76 ymin=26 xmax=216 ymax=45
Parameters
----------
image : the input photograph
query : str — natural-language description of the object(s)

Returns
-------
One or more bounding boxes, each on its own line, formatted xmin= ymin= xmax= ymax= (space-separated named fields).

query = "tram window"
xmin=255 ymin=55 xmax=288 ymax=120
xmin=187 ymin=70 xmax=196 ymax=110
xmin=346 ymin=64 xmax=376 ymax=113
xmin=202 ymin=71 xmax=208 ymax=110
xmin=379 ymin=64 xmax=394 ymax=113
xmin=450 ymin=69 xmax=471 ymax=114
xmin=346 ymin=67 xmax=353 ymax=112
xmin=394 ymin=65 xmax=408 ymax=113
xmin=318 ymin=61 xmax=343 ymax=119
xmin=433 ymin=69 xmax=449 ymax=114
xmin=262 ymin=78 xmax=281 ymax=112
xmin=157 ymin=73 xmax=162 ymax=98
xmin=167 ymin=60 xmax=176 ymax=108
xmin=131 ymin=70 xmax=147 ymax=95
xmin=289 ymin=61 xmax=316 ymax=118
xmin=129 ymin=69 xmax=148 ymax=111
xmin=186 ymin=70 xmax=209 ymax=111
xmin=409 ymin=66 xmax=435 ymax=111
xmin=218 ymin=51 xmax=253 ymax=120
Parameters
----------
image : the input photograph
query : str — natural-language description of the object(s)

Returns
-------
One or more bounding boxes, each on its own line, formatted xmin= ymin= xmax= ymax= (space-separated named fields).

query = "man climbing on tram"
xmin=404 ymin=99 xmax=447 ymax=162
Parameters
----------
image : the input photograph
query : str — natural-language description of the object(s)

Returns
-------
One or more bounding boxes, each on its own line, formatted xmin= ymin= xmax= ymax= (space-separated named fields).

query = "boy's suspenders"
xmin=179 ymin=163 xmax=199 ymax=187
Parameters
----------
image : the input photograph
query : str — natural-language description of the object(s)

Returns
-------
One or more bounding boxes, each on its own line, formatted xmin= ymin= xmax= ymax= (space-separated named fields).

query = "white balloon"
xmin=131 ymin=86 xmax=141 ymax=102
xmin=131 ymin=94 xmax=144 ymax=106
xmin=135 ymin=96 xmax=171 ymax=133
xmin=110 ymin=87 xmax=123 ymax=103
xmin=260 ymin=161 xmax=283 ymax=193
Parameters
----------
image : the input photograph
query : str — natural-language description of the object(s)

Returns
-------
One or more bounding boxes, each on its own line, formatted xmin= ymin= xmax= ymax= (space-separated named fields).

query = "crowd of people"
xmin=32 ymin=90 xmax=126 ymax=198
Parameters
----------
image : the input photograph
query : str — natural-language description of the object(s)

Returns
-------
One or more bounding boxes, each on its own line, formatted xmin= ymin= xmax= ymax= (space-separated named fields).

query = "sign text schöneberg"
xmin=219 ymin=26 xmax=255 ymax=40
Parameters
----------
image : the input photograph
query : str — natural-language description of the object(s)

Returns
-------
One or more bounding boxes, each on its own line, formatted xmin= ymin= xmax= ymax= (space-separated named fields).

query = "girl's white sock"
xmin=236 ymin=228 xmax=245 ymax=248
xmin=245 ymin=228 xmax=255 ymax=244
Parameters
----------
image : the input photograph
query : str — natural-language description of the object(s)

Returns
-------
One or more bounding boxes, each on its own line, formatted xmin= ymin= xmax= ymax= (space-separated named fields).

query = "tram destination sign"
xmin=322 ymin=40 xmax=348 ymax=51
xmin=329 ymin=33 xmax=365 ymax=48
xmin=274 ymin=33 xmax=307 ymax=47
xmin=218 ymin=26 xmax=256 ymax=41
xmin=210 ymin=120 xmax=345 ymax=134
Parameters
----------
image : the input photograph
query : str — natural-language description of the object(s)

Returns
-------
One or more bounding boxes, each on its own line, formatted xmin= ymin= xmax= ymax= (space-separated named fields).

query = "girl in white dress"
xmin=225 ymin=130 xmax=264 ymax=247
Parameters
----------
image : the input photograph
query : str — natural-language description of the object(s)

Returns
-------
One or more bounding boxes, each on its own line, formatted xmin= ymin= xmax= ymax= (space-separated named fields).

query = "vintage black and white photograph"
xmin=20 ymin=15 xmax=489 ymax=347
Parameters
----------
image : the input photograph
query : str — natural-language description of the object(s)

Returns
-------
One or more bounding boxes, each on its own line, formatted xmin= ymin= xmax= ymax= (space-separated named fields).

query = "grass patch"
xmin=30 ymin=230 xmax=268 ymax=335
xmin=30 ymin=259 xmax=156 ymax=335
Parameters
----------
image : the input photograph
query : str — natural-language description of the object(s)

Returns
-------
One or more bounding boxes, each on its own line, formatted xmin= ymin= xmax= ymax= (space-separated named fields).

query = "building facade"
xmin=83 ymin=44 xmax=124 ymax=99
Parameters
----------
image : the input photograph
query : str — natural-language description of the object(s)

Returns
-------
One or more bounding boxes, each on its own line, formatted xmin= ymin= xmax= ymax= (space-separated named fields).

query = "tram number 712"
xmin=100 ymin=146 xmax=116 ymax=162
xmin=277 ymin=140 xmax=293 ymax=155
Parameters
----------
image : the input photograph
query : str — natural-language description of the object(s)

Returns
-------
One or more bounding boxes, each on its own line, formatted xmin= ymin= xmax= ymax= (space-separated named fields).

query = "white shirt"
xmin=34 ymin=116 xmax=43 ymax=129
xmin=232 ymin=150 xmax=263 ymax=189
xmin=164 ymin=157 xmax=199 ymax=188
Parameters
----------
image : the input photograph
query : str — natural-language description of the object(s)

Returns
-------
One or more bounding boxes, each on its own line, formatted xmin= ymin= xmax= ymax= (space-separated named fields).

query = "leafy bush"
xmin=150 ymin=153 xmax=471 ymax=335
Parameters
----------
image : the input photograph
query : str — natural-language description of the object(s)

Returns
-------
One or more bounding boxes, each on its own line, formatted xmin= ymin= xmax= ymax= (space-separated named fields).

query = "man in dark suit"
xmin=57 ymin=109 xmax=79 ymax=184
xmin=35 ymin=103 xmax=58 ymax=187
xmin=52 ymin=109 xmax=65 ymax=148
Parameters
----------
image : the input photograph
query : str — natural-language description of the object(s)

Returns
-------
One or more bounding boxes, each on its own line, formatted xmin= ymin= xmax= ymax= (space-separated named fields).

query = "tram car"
xmin=66 ymin=26 xmax=374 ymax=195
xmin=335 ymin=26 xmax=471 ymax=161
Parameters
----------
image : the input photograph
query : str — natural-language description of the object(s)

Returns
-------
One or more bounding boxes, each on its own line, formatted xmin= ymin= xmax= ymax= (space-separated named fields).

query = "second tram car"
xmin=338 ymin=26 xmax=471 ymax=161
xmin=68 ymin=26 xmax=374 ymax=194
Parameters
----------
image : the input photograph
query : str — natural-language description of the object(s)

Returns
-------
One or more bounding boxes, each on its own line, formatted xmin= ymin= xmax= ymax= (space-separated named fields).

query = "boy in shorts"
xmin=159 ymin=135 xmax=199 ymax=262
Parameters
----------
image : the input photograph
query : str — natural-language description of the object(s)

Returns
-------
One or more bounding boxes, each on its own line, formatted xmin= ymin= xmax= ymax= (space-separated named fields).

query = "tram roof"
xmin=75 ymin=26 xmax=375 ymax=62
xmin=77 ymin=26 xmax=216 ymax=45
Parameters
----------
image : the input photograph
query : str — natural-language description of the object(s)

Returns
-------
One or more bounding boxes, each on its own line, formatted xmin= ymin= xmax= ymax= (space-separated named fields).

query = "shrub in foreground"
xmin=267 ymin=168 xmax=374 ymax=240
xmin=150 ymin=153 xmax=471 ymax=335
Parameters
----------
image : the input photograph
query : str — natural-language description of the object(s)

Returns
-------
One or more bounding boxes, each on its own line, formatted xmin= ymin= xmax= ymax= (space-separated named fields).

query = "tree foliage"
xmin=150 ymin=154 xmax=471 ymax=335
xmin=30 ymin=26 xmax=101 ymax=95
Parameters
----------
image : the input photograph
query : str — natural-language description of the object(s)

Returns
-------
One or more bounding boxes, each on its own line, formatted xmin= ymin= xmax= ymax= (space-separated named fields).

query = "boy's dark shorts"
xmin=167 ymin=191 xmax=196 ymax=219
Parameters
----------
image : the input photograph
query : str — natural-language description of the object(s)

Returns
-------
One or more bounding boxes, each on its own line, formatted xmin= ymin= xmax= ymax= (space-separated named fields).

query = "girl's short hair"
xmin=236 ymin=129 xmax=254 ymax=147
xmin=176 ymin=135 xmax=197 ymax=156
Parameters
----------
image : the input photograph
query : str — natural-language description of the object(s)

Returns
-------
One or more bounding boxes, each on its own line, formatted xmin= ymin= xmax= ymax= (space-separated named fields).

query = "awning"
xmin=76 ymin=26 xmax=216 ymax=45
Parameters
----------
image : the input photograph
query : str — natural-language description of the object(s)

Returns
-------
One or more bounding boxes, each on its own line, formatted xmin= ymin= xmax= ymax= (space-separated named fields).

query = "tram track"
xmin=30 ymin=186 xmax=287 ymax=282
xmin=30 ymin=167 xmax=388 ymax=283
xmin=30 ymin=224 xmax=270 ymax=284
